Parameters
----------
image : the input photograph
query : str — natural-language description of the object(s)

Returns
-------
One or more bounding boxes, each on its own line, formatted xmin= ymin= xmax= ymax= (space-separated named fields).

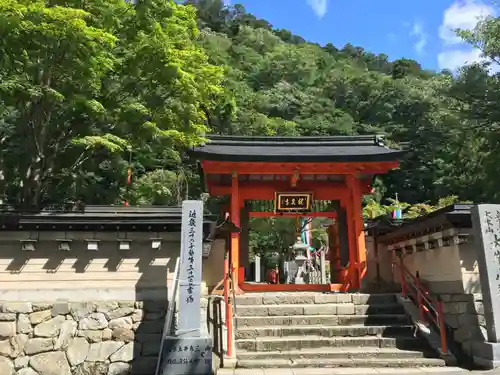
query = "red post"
xmin=416 ymin=271 xmax=424 ymax=321
xmin=223 ymin=252 xmax=232 ymax=357
xmin=437 ymin=297 xmax=448 ymax=354
xmin=398 ymin=259 xmax=406 ymax=297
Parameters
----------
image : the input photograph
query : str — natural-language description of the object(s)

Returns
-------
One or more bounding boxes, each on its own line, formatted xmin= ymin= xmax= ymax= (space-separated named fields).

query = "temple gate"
xmin=192 ymin=135 xmax=404 ymax=293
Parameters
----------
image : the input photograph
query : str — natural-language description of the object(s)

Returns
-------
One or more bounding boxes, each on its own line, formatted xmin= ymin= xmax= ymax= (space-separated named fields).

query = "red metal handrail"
xmin=394 ymin=260 xmax=448 ymax=354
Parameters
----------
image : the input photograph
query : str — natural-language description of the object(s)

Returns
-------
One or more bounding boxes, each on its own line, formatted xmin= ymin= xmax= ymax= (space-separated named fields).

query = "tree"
xmin=0 ymin=0 xmax=119 ymax=208
xmin=0 ymin=0 xmax=223 ymax=208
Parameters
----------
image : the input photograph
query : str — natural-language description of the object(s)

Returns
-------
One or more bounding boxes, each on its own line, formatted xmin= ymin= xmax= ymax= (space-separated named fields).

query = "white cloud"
xmin=437 ymin=49 xmax=482 ymax=70
xmin=306 ymin=0 xmax=328 ymax=19
xmin=439 ymin=0 xmax=494 ymax=45
xmin=437 ymin=0 xmax=497 ymax=71
xmin=410 ymin=21 xmax=427 ymax=54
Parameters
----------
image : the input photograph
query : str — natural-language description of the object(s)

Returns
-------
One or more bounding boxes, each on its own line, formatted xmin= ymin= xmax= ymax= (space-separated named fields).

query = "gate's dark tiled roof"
xmin=191 ymin=135 xmax=405 ymax=163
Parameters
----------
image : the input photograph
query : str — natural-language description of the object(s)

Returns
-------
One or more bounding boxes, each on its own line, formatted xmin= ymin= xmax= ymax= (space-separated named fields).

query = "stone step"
xmin=236 ymin=314 xmax=410 ymax=327
xmin=235 ymin=324 xmax=415 ymax=339
xmin=236 ymin=335 xmax=430 ymax=352
xmin=235 ymin=357 xmax=446 ymax=369
xmin=235 ymin=303 xmax=405 ymax=317
xmin=217 ymin=367 xmax=468 ymax=375
xmin=236 ymin=347 xmax=435 ymax=360
xmin=235 ymin=293 xmax=398 ymax=306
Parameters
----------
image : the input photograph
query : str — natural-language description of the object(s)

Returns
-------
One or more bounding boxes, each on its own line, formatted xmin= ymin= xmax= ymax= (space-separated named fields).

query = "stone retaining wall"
xmin=440 ymin=293 xmax=486 ymax=356
xmin=0 ymin=300 xmax=169 ymax=375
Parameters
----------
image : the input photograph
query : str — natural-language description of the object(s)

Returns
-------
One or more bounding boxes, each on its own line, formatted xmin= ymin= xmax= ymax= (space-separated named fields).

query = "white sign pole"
xmin=177 ymin=200 xmax=204 ymax=337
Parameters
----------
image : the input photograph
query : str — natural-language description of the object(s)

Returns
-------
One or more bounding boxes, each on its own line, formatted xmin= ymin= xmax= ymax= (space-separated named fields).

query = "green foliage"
xmin=2 ymin=0 xmax=500 ymax=215
xmin=0 ymin=0 xmax=223 ymax=208
xmin=362 ymin=195 xmax=471 ymax=220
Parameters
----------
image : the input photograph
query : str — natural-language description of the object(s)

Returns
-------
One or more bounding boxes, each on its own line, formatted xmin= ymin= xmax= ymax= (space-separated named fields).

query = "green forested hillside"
xmin=1 ymin=0 xmax=500 ymax=211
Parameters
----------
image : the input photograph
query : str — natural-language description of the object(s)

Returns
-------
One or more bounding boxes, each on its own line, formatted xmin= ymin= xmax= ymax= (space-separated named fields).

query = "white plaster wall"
xmin=459 ymin=240 xmax=482 ymax=294
xmin=364 ymin=235 xmax=377 ymax=284
xmin=0 ymin=231 xmax=179 ymax=301
xmin=403 ymin=245 xmax=462 ymax=283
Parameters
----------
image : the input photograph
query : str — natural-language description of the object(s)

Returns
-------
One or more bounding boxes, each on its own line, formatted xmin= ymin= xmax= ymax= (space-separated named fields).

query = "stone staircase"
xmin=229 ymin=292 xmax=455 ymax=370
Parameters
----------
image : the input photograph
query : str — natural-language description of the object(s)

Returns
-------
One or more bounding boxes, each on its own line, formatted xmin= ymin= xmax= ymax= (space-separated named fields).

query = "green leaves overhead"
xmin=0 ymin=0 xmax=223 ymax=208
xmin=2 ymin=0 xmax=500 ymax=212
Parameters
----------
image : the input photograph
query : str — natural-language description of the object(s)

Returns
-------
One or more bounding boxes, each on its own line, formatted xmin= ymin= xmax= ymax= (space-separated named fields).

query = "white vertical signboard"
xmin=177 ymin=200 xmax=204 ymax=337
xmin=472 ymin=204 xmax=500 ymax=343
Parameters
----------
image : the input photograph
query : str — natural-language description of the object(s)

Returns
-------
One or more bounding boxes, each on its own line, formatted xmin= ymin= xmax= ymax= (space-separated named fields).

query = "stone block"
xmin=440 ymin=294 xmax=452 ymax=303
xmin=351 ymin=294 xmax=397 ymax=305
xmin=109 ymin=362 xmax=131 ymax=375
xmin=51 ymin=302 xmax=70 ymax=317
xmin=31 ymin=303 xmax=51 ymax=312
xmin=474 ymin=302 xmax=485 ymax=315
xmin=0 ymin=321 xmax=16 ymax=339
xmin=70 ymin=302 xmax=95 ymax=320
xmin=236 ymin=316 xmax=290 ymax=327
xmin=135 ymin=333 xmax=161 ymax=344
xmin=86 ymin=341 xmax=125 ymax=362
xmin=267 ymin=306 xmax=303 ymax=316
xmin=78 ymin=329 xmax=102 ymax=343
xmin=105 ymin=307 xmax=135 ymax=320
xmin=160 ymin=335 xmax=212 ymax=375
xmin=451 ymin=294 xmax=474 ymax=302
xmin=112 ymin=327 xmax=135 ymax=342
xmin=132 ymin=357 xmax=157 ymax=375
xmin=95 ymin=301 xmax=119 ymax=313
xmin=17 ymin=314 xmax=32 ymax=335
xmin=66 ymin=337 xmax=90 ymax=366
xmin=0 ymin=314 xmax=16 ymax=322
xmin=25 ymin=338 xmax=54 ymax=355
xmin=0 ymin=356 xmax=14 ymax=375
xmin=131 ymin=309 xmax=144 ymax=323
xmin=14 ymin=356 xmax=29 ymax=369
xmin=0 ymin=339 xmax=12 ymax=357
xmin=110 ymin=342 xmax=137 ymax=362
xmin=453 ymin=325 xmax=473 ymax=343
xmin=445 ymin=315 xmax=459 ymax=329
xmin=473 ymin=293 xmax=483 ymax=302
xmin=262 ymin=294 xmax=314 ymax=305
xmin=444 ymin=302 xmax=468 ymax=315
xmin=54 ymin=320 xmax=77 ymax=350
xmin=34 ymin=315 xmax=65 ymax=337
xmin=336 ymin=304 xmax=355 ymax=315
xmin=78 ymin=312 xmax=108 ymax=330
xmin=472 ymin=341 xmax=500 ymax=368
xmin=29 ymin=309 xmax=52 ymax=325
xmin=313 ymin=294 xmax=338 ymax=304
xmin=18 ymin=367 xmax=39 ymax=375
xmin=10 ymin=333 xmax=28 ymax=357
xmin=142 ymin=341 xmax=161 ymax=356
xmin=74 ymin=362 xmax=108 ymax=375
xmin=336 ymin=294 xmax=352 ymax=304
xmin=303 ymin=305 xmax=336 ymax=315
xmin=2 ymin=303 xmax=32 ymax=314
xmin=235 ymin=296 xmax=263 ymax=305
xmin=291 ymin=315 xmax=338 ymax=326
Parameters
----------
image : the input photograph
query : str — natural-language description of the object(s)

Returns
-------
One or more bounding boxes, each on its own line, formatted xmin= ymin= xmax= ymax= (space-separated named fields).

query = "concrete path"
xmin=217 ymin=368 xmax=500 ymax=375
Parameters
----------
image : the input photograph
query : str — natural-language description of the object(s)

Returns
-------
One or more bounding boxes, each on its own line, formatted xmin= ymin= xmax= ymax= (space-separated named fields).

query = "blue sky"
xmin=224 ymin=0 xmax=497 ymax=72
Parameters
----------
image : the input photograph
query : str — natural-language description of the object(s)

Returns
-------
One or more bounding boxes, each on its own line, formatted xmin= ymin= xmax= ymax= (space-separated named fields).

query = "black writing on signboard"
xmin=275 ymin=192 xmax=312 ymax=212
xmin=164 ymin=358 xmax=211 ymax=366
xmin=165 ymin=344 xmax=212 ymax=366
xmin=485 ymin=210 xmax=495 ymax=234
xmin=186 ymin=209 xmax=197 ymax=304
xmin=484 ymin=209 xmax=500 ymax=283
